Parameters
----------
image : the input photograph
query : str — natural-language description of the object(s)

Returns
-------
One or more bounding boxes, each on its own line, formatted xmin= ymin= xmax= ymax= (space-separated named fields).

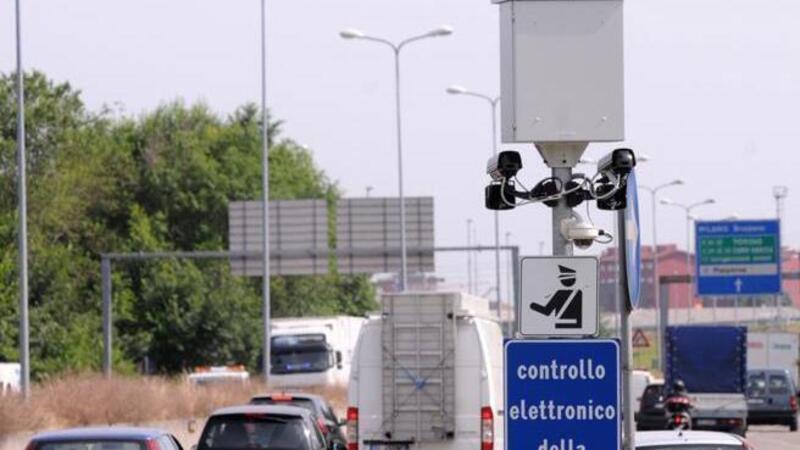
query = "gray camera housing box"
xmin=495 ymin=0 xmax=625 ymax=143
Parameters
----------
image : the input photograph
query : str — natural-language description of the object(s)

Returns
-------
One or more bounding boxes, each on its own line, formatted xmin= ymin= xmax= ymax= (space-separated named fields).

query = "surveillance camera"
xmin=597 ymin=148 xmax=636 ymax=178
xmin=485 ymin=181 xmax=516 ymax=211
xmin=486 ymin=151 xmax=522 ymax=181
xmin=560 ymin=213 xmax=600 ymax=250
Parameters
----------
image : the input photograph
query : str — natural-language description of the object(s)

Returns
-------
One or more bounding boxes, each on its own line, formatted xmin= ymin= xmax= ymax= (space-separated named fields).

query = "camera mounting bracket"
xmin=535 ymin=142 xmax=588 ymax=169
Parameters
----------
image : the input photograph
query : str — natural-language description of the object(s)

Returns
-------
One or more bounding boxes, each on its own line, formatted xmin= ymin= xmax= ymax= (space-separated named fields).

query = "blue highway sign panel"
xmin=505 ymin=340 xmax=620 ymax=450
xmin=695 ymin=220 xmax=781 ymax=296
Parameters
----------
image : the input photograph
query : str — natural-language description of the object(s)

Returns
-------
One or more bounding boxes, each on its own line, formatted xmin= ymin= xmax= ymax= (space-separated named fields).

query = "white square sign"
xmin=519 ymin=256 xmax=598 ymax=337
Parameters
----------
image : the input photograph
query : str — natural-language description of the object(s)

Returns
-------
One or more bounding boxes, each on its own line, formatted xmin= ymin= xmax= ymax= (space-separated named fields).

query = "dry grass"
xmin=0 ymin=373 xmax=347 ymax=437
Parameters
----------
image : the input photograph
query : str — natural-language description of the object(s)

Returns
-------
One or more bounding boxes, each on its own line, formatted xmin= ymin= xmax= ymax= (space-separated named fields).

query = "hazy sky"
xmin=1 ymin=0 xmax=798 ymax=287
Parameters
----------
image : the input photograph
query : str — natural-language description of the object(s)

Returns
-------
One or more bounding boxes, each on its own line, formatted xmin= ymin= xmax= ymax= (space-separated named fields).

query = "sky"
xmin=1 ymin=0 xmax=799 ymax=291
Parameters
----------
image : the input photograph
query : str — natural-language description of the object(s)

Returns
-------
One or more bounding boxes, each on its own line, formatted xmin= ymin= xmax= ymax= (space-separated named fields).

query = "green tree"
xmin=0 ymin=72 xmax=377 ymax=377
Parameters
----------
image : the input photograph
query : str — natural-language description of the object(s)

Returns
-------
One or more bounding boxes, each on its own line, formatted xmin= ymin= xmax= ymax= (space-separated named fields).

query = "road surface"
xmin=747 ymin=425 xmax=800 ymax=450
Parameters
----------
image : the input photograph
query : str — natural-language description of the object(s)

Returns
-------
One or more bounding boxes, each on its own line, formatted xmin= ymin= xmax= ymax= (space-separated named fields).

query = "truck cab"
xmin=269 ymin=316 xmax=365 ymax=389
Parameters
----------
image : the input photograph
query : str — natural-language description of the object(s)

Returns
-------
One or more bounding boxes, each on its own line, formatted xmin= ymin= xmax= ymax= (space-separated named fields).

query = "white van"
xmin=347 ymin=292 xmax=504 ymax=450
xmin=270 ymin=316 xmax=366 ymax=388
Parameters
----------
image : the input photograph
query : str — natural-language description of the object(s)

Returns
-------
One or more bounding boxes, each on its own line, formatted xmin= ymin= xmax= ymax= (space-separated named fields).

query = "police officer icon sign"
xmin=519 ymin=257 xmax=599 ymax=337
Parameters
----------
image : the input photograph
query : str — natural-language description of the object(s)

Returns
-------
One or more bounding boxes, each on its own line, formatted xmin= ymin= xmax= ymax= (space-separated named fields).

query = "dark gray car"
xmin=26 ymin=427 xmax=184 ymax=450
xmin=746 ymin=368 xmax=798 ymax=431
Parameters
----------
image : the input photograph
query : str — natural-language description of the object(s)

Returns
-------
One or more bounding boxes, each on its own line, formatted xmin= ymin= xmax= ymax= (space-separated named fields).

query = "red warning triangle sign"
xmin=632 ymin=329 xmax=650 ymax=348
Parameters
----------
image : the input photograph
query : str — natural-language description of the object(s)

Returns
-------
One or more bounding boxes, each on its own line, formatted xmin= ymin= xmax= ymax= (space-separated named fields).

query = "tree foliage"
xmin=0 ymin=71 xmax=377 ymax=376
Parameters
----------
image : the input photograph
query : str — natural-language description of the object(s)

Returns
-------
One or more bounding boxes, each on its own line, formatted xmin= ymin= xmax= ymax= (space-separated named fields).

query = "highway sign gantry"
xmin=519 ymin=257 xmax=599 ymax=337
xmin=695 ymin=220 xmax=781 ymax=296
xmin=505 ymin=340 xmax=620 ymax=450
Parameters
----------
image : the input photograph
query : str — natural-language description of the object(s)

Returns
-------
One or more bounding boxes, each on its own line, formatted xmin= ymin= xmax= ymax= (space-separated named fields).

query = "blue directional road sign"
xmin=695 ymin=220 xmax=781 ymax=296
xmin=624 ymin=169 xmax=642 ymax=309
xmin=505 ymin=340 xmax=620 ymax=450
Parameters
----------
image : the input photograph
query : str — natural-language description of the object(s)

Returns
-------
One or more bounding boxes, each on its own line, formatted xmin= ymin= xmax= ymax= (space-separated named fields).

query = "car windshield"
xmin=270 ymin=336 xmax=332 ymax=375
xmin=769 ymin=374 xmax=790 ymax=395
xmin=37 ymin=442 xmax=144 ymax=450
xmin=199 ymin=414 xmax=311 ymax=450
xmin=747 ymin=373 xmax=767 ymax=397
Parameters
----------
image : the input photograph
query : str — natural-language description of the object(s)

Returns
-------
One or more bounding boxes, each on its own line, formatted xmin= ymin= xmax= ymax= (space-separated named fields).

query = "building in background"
xmin=599 ymin=245 xmax=800 ymax=312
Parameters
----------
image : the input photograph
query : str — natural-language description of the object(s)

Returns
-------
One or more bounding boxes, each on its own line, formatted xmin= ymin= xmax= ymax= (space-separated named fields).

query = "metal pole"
xmin=506 ymin=232 xmax=513 ymax=335
xmin=685 ymin=212 xmax=692 ymax=323
xmin=15 ymin=0 xmax=30 ymax=400
xmin=650 ymin=190 xmax=662 ymax=370
xmin=511 ymin=245 xmax=521 ymax=337
xmin=618 ymin=210 xmax=635 ymax=450
xmin=659 ymin=278 xmax=669 ymax=372
xmin=260 ymin=0 xmax=272 ymax=384
xmin=491 ymin=100 xmax=502 ymax=322
xmin=393 ymin=48 xmax=408 ymax=291
xmin=467 ymin=219 xmax=473 ymax=294
xmin=102 ymin=257 xmax=112 ymax=377
xmin=551 ymin=167 xmax=573 ymax=257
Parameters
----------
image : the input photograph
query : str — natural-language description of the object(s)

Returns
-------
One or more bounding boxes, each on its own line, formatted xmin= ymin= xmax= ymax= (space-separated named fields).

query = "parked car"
xmin=197 ymin=404 xmax=335 ymax=450
xmin=25 ymin=427 xmax=183 ymax=450
xmin=635 ymin=383 xmax=669 ymax=431
xmin=635 ymin=430 xmax=753 ymax=450
xmin=746 ymin=368 xmax=799 ymax=431
xmin=250 ymin=393 xmax=346 ymax=446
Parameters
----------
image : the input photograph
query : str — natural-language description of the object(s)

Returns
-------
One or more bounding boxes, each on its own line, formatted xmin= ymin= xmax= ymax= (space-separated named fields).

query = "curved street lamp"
xmin=446 ymin=84 xmax=502 ymax=319
xmin=661 ymin=197 xmax=715 ymax=323
xmin=340 ymin=26 xmax=453 ymax=291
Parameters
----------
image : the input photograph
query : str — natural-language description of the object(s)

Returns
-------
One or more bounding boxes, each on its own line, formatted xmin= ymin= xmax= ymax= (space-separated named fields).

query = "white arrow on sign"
xmin=734 ymin=278 xmax=743 ymax=293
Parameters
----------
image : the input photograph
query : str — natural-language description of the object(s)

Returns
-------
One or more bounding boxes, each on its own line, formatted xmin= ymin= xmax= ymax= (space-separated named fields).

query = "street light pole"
xmin=341 ymin=26 xmax=453 ymax=291
xmin=15 ymin=0 xmax=31 ymax=400
xmin=467 ymin=218 xmax=473 ymax=295
xmin=639 ymin=179 xmax=683 ymax=371
xmin=260 ymin=0 xmax=272 ymax=384
xmin=446 ymin=85 xmax=502 ymax=318
xmin=661 ymin=198 xmax=715 ymax=324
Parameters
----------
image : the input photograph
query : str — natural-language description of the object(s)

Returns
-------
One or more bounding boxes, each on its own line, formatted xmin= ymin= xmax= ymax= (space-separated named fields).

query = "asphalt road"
xmin=747 ymin=425 xmax=800 ymax=450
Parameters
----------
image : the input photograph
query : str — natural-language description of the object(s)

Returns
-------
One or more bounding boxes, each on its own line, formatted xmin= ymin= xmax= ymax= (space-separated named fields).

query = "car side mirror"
xmin=336 ymin=351 xmax=343 ymax=369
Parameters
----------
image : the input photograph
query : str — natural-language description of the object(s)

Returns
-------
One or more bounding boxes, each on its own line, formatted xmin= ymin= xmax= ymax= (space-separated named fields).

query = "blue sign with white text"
xmin=505 ymin=340 xmax=620 ymax=450
xmin=695 ymin=220 xmax=781 ymax=296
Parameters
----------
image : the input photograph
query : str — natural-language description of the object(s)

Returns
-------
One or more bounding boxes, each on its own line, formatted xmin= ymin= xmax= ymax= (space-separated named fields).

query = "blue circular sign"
xmin=625 ymin=170 xmax=642 ymax=309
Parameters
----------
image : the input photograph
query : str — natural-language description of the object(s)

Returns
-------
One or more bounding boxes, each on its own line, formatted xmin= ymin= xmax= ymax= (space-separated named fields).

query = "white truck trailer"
xmin=346 ymin=292 xmax=504 ymax=450
xmin=0 ymin=363 xmax=20 ymax=396
xmin=270 ymin=316 xmax=366 ymax=388
xmin=747 ymin=332 xmax=800 ymax=387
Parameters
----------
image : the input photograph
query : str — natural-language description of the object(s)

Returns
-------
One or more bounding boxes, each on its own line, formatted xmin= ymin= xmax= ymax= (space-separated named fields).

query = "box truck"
xmin=270 ymin=316 xmax=366 ymax=388
xmin=747 ymin=332 xmax=800 ymax=388
xmin=346 ymin=292 xmax=504 ymax=450
xmin=665 ymin=326 xmax=748 ymax=436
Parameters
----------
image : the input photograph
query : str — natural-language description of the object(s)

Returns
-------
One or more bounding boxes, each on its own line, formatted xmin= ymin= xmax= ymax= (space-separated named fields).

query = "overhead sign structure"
xmin=228 ymin=197 xmax=435 ymax=276
xmin=695 ymin=220 xmax=781 ymax=296
xmin=624 ymin=170 xmax=642 ymax=309
xmin=505 ymin=340 xmax=620 ymax=450
xmin=519 ymin=257 xmax=598 ymax=337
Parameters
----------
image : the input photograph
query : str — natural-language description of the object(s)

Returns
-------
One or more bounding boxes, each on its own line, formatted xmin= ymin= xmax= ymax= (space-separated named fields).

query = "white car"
xmin=635 ymin=430 xmax=753 ymax=450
